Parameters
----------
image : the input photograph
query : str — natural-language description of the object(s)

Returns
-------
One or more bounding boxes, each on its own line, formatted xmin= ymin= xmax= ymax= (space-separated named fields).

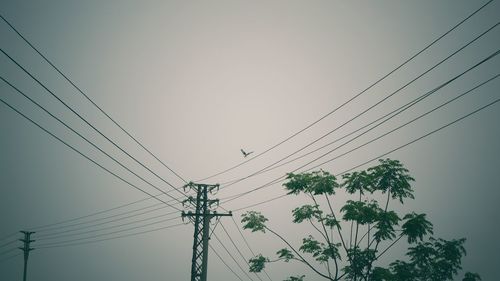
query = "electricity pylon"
xmin=182 ymin=182 xmax=231 ymax=281
xmin=18 ymin=231 xmax=35 ymax=281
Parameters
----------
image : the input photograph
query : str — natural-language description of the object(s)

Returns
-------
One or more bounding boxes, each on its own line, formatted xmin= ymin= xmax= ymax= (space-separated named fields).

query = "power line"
xmin=231 ymin=216 xmax=273 ymax=281
xmin=0 ymin=247 xmax=17 ymax=257
xmin=0 ymin=76 xmax=186 ymax=205
xmin=37 ymin=222 xmax=185 ymax=249
xmin=209 ymin=244 xmax=245 ymax=281
xmin=33 ymin=202 xmax=167 ymax=233
xmin=29 ymin=194 xmax=162 ymax=231
xmin=224 ymin=95 xmax=500 ymax=212
xmin=232 ymin=194 xmax=288 ymax=213
xmin=0 ymin=13 xmax=187 ymax=184
xmin=37 ymin=209 xmax=179 ymax=240
xmin=36 ymin=216 xmax=183 ymax=248
xmin=220 ymin=221 xmax=265 ymax=281
xmin=218 ymin=46 xmax=500 ymax=205
xmin=213 ymin=232 xmax=255 ymax=281
xmin=303 ymin=72 xmax=500 ymax=172
xmin=217 ymin=20 xmax=500 ymax=190
xmin=0 ymin=232 xmax=18 ymax=242
xmin=195 ymin=0 xmax=494 ymax=182
xmin=232 ymin=47 xmax=500 ymax=182
xmin=0 ymin=253 xmax=20 ymax=264
xmin=0 ymin=96 xmax=179 ymax=210
xmin=0 ymin=240 xmax=17 ymax=249
xmin=38 ymin=214 xmax=179 ymax=242
xmin=0 ymin=48 xmax=187 ymax=199
xmin=336 ymin=98 xmax=500 ymax=175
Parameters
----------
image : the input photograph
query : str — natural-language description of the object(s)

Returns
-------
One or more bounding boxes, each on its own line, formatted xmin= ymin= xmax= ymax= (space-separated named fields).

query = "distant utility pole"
xmin=182 ymin=182 xmax=232 ymax=281
xmin=18 ymin=231 xmax=35 ymax=281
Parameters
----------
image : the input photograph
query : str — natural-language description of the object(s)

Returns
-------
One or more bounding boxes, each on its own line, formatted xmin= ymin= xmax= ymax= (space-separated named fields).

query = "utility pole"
xmin=18 ymin=231 xmax=35 ymax=281
xmin=182 ymin=182 xmax=231 ymax=281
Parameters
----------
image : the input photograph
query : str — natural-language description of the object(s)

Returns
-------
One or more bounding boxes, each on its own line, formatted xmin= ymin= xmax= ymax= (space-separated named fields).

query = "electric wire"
xmin=218 ymin=48 xmax=500 ymax=205
xmin=0 ymin=232 xmax=18 ymax=242
xmin=336 ymin=98 xmax=500 ymax=175
xmin=30 ymin=195 xmax=160 ymax=231
xmin=195 ymin=0 xmax=494 ymax=182
xmin=213 ymin=232 xmax=256 ymax=281
xmin=0 ymin=247 xmax=17 ymax=257
xmin=226 ymin=46 xmax=500 ymax=183
xmin=0 ymin=48 xmax=187 ymax=199
xmin=36 ymin=216 xmax=183 ymax=248
xmin=209 ymin=243 xmax=245 ymax=281
xmin=0 ymin=96 xmax=179 ymax=210
xmin=220 ymin=221 xmax=265 ymax=281
xmin=2 ymin=1 xmax=495 ymax=250
xmin=0 ymin=240 xmax=17 ymax=249
xmin=231 ymin=216 xmax=274 ymax=281
xmin=0 ymin=13 xmax=187 ymax=184
xmin=33 ymin=202 xmax=167 ymax=233
xmin=217 ymin=20 xmax=500 ymax=190
xmin=1 ymin=4 xmax=495 ymax=277
xmin=0 ymin=76 xmax=186 ymax=205
xmin=225 ymin=95 xmax=500 ymax=212
xmin=30 ymin=192 xmax=189 ymax=237
xmin=303 ymin=72 xmax=500 ymax=172
xmin=37 ymin=222 xmax=185 ymax=249
xmin=1 ymin=5 xmax=496 ymax=273
xmin=0 ymin=253 xmax=20 ymax=264
xmin=37 ymin=209 xmax=179 ymax=240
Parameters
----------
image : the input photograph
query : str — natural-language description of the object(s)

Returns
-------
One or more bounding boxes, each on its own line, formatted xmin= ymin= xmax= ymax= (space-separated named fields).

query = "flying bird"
xmin=240 ymin=149 xmax=254 ymax=158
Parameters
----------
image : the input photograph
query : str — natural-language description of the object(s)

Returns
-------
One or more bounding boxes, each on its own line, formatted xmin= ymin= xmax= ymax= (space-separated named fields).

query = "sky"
xmin=0 ymin=0 xmax=499 ymax=280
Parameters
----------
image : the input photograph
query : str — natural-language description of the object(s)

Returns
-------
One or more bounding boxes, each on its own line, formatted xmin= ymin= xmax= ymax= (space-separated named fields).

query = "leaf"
xmin=249 ymin=254 xmax=268 ymax=272
xmin=402 ymin=212 xmax=433 ymax=243
xmin=342 ymin=170 xmax=373 ymax=194
xmin=374 ymin=210 xmax=400 ymax=242
xmin=323 ymin=214 xmax=341 ymax=229
xmin=276 ymin=248 xmax=294 ymax=262
xmin=341 ymin=200 xmax=380 ymax=224
xmin=320 ymin=243 xmax=341 ymax=261
xmin=405 ymin=237 xmax=467 ymax=280
xmin=241 ymin=211 xmax=268 ymax=233
xmin=299 ymin=235 xmax=323 ymax=255
xmin=284 ymin=170 xmax=338 ymax=195
xmin=370 ymin=267 xmax=394 ymax=281
xmin=284 ymin=275 xmax=305 ymax=281
xmin=368 ymin=159 xmax=415 ymax=203
xmin=389 ymin=260 xmax=417 ymax=281
xmin=292 ymin=204 xmax=323 ymax=223
xmin=343 ymin=247 xmax=376 ymax=278
xmin=463 ymin=272 xmax=481 ymax=281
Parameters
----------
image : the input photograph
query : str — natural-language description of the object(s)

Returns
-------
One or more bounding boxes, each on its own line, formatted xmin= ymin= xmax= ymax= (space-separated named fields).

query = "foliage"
xmin=249 ymin=254 xmax=268 ymax=272
xmin=241 ymin=158 xmax=478 ymax=281
xmin=284 ymin=275 xmax=306 ymax=281
xmin=401 ymin=213 xmax=434 ymax=244
xmin=463 ymin=272 xmax=481 ymax=281
xmin=241 ymin=211 xmax=268 ymax=233
xmin=277 ymin=248 xmax=294 ymax=262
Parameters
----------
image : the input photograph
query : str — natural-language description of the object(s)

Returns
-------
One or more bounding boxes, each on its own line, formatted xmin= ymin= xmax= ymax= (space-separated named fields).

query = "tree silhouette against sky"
xmin=242 ymin=159 xmax=480 ymax=281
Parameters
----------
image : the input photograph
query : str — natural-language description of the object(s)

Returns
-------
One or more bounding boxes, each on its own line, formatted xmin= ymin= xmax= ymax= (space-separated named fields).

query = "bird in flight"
xmin=240 ymin=149 xmax=254 ymax=158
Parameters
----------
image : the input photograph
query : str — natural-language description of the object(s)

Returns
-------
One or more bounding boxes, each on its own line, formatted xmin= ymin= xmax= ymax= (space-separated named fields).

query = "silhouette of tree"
xmin=242 ymin=159 xmax=479 ymax=281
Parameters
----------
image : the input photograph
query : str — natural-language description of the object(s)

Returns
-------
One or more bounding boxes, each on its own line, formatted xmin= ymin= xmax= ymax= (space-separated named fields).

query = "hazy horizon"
xmin=1 ymin=1 xmax=499 ymax=280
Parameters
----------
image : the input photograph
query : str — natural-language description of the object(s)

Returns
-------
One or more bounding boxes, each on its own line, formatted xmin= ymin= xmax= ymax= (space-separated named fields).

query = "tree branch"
xmin=325 ymin=194 xmax=349 ymax=255
xmin=376 ymin=234 xmax=403 ymax=260
xmin=310 ymin=193 xmax=335 ymax=279
xmin=265 ymin=226 xmax=335 ymax=281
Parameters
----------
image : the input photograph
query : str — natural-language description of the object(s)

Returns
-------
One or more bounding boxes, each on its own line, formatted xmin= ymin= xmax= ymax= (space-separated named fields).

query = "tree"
xmin=241 ymin=159 xmax=479 ymax=281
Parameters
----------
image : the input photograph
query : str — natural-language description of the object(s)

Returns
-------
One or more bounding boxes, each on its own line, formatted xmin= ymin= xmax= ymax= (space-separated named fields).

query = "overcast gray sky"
xmin=1 ymin=1 xmax=499 ymax=280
